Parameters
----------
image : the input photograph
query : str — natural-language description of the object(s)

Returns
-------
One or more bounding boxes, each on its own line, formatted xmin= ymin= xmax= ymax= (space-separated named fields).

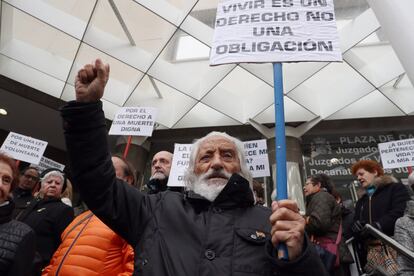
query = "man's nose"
xmin=210 ymin=154 xmax=224 ymax=170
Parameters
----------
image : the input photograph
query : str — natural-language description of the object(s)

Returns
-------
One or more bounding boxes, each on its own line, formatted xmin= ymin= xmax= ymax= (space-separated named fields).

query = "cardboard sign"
xmin=167 ymin=143 xmax=192 ymax=187
xmin=244 ymin=139 xmax=270 ymax=177
xmin=0 ymin=132 xmax=47 ymax=164
xmin=109 ymin=107 xmax=157 ymax=137
xmin=210 ymin=0 xmax=342 ymax=65
xmin=31 ymin=156 xmax=65 ymax=173
xmin=378 ymin=138 xmax=414 ymax=169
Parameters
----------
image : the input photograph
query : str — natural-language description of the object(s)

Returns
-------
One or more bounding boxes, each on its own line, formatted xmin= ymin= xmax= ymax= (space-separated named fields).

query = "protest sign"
xmin=109 ymin=107 xmax=157 ymax=137
xmin=0 ymin=132 xmax=47 ymax=164
xmin=378 ymin=138 xmax=414 ymax=169
xmin=244 ymin=139 xmax=270 ymax=177
xmin=31 ymin=156 xmax=65 ymax=173
xmin=210 ymin=0 xmax=342 ymax=65
xmin=167 ymin=143 xmax=192 ymax=187
xmin=167 ymin=139 xmax=270 ymax=187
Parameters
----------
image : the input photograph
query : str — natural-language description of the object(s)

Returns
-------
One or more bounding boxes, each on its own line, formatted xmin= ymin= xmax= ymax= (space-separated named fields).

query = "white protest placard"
xmin=31 ymin=156 xmax=65 ymax=173
xmin=244 ymin=139 xmax=270 ymax=177
xmin=210 ymin=0 xmax=342 ymax=65
xmin=378 ymin=138 xmax=414 ymax=169
xmin=168 ymin=143 xmax=192 ymax=187
xmin=109 ymin=107 xmax=157 ymax=137
xmin=0 ymin=132 xmax=47 ymax=164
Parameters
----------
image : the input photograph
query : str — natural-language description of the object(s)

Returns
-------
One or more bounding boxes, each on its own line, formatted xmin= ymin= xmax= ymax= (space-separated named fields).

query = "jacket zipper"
xmin=368 ymin=196 xmax=372 ymax=225
xmin=197 ymin=206 xmax=213 ymax=276
xmin=55 ymin=215 xmax=93 ymax=276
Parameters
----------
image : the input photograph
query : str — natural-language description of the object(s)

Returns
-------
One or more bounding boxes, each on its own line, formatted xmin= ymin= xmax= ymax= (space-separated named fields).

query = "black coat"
xmin=0 ymin=200 xmax=36 ymax=276
xmin=17 ymin=197 xmax=74 ymax=267
xmin=305 ymin=191 xmax=341 ymax=240
xmin=353 ymin=175 xmax=409 ymax=268
xmin=12 ymin=187 xmax=34 ymax=219
xmin=62 ymin=101 xmax=328 ymax=276
xmin=354 ymin=175 xmax=409 ymax=236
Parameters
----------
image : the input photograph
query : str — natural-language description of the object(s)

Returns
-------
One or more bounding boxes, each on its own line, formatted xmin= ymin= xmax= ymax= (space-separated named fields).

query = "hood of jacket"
xmin=373 ymin=175 xmax=399 ymax=189
xmin=404 ymin=199 xmax=414 ymax=218
xmin=359 ymin=175 xmax=399 ymax=199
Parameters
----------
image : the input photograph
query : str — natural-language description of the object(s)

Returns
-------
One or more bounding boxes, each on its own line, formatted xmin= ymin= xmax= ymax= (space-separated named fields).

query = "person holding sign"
xmin=61 ymin=59 xmax=326 ymax=275
xmin=351 ymin=160 xmax=409 ymax=273
xmin=0 ymin=153 xmax=36 ymax=276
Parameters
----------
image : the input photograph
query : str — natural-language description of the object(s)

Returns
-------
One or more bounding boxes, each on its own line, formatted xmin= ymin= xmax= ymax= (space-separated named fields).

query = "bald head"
xmin=151 ymin=151 xmax=173 ymax=180
xmin=111 ymin=156 xmax=134 ymax=186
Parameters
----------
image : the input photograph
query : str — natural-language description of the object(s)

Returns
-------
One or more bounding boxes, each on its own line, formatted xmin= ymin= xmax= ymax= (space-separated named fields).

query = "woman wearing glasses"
xmin=17 ymin=168 xmax=74 ymax=275
xmin=12 ymin=166 xmax=40 ymax=219
xmin=0 ymin=153 xmax=35 ymax=276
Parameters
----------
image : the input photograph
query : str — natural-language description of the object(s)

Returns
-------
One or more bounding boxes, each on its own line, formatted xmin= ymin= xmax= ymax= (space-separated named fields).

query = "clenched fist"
xmin=75 ymin=59 xmax=110 ymax=103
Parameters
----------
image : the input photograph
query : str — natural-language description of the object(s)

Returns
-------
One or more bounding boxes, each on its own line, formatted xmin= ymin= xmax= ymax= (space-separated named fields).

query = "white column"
xmin=367 ymin=0 xmax=414 ymax=86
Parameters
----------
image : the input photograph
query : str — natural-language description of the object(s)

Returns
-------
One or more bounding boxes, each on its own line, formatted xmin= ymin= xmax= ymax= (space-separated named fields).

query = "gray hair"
xmin=184 ymin=131 xmax=252 ymax=187
xmin=41 ymin=170 xmax=65 ymax=187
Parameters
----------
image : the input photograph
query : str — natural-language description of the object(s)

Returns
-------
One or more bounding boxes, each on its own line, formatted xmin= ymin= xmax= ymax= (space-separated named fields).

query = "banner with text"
xmin=0 ymin=132 xmax=47 ymax=164
xmin=378 ymin=138 xmax=414 ymax=169
xmin=244 ymin=139 xmax=270 ymax=177
xmin=31 ymin=156 xmax=65 ymax=173
xmin=210 ymin=0 xmax=342 ymax=65
xmin=168 ymin=143 xmax=192 ymax=187
xmin=109 ymin=107 xmax=157 ymax=137
xmin=302 ymin=132 xmax=414 ymax=181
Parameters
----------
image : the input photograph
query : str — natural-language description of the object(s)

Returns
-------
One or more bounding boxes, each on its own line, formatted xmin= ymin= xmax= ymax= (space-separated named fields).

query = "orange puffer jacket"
xmin=42 ymin=210 xmax=134 ymax=276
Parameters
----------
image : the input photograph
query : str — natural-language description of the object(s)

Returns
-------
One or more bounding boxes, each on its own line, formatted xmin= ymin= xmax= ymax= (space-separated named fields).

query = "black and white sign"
xmin=31 ymin=156 xmax=65 ymax=173
xmin=244 ymin=139 xmax=270 ymax=177
xmin=167 ymin=139 xmax=271 ymax=187
xmin=210 ymin=0 xmax=342 ymax=65
xmin=109 ymin=107 xmax=157 ymax=137
xmin=0 ymin=132 xmax=47 ymax=164
xmin=168 ymin=143 xmax=192 ymax=187
xmin=303 ymin=132 xmax=414 ymax=180
xmin=378 ymin=138 xmax=414 ymax=169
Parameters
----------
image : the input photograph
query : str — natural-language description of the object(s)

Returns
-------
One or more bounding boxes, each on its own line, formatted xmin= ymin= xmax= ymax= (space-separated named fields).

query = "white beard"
xmin=190 ymin=169 xmax=232 ymax=202
xmin=151 ymin=172 xmax=167 ymax=180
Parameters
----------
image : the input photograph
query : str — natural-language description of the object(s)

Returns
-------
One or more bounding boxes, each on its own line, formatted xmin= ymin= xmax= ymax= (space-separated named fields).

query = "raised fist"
xmin=75 ymin=59 xmax=110 ymax=103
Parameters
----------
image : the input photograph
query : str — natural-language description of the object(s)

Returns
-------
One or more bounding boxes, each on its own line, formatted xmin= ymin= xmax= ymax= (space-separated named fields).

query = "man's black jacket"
xmin=62 ymin=101 xmax=327 ymax=276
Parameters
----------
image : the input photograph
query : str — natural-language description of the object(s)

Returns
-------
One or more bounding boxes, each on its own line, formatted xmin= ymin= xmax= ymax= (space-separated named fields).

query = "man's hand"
xmin=75 ymin=59 xmax=110 ymax=103
xmin=269 ymin=200 xmax=305 ymax=261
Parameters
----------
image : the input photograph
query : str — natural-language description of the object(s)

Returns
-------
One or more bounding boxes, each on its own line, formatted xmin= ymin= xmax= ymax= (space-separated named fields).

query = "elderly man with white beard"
xmin=61 ymin=59 xmax=327 ymax=276
xmin=146 ymin=151 xmax=173 ymax=194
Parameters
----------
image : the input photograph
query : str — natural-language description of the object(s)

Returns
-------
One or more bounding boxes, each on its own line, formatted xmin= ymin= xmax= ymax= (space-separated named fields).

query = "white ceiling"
xmin=0 ymin=0 xmax=413 ymax=135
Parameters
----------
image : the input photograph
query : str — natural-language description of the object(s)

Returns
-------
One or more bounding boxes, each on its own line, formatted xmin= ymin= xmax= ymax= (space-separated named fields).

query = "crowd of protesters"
xmin=1 ymin=59 xmax=414 ymax=276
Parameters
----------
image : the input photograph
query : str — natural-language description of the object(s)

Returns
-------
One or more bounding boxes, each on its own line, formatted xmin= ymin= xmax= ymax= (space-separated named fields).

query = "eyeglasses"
xmin=23 ymin=174 xmax=39 ymax=182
